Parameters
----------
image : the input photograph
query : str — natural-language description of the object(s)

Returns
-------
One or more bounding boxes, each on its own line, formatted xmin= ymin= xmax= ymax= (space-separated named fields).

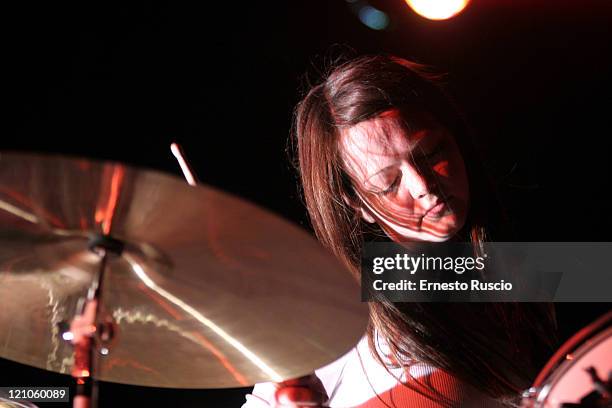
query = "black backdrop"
xmin=2 ymin=1 xmax=611 ymax=406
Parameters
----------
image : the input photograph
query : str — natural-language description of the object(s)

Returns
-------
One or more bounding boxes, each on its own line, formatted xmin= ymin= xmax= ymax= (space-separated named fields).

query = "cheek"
xmin=370 ymin=193 xmax=415 ymax=213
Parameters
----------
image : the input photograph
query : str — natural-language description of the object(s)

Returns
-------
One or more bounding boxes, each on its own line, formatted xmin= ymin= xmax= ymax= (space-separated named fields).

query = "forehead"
xmin=339 ymin=113 xmax=426 ymax=181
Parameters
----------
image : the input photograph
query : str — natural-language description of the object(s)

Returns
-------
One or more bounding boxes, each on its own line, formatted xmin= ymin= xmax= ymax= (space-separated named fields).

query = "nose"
xmin=398 ymin=162 xmax=439 ymax=205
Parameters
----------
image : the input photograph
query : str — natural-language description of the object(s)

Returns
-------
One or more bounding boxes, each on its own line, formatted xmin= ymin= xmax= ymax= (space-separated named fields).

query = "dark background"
xmin=1 ymin=0 xmax=611 ymax=406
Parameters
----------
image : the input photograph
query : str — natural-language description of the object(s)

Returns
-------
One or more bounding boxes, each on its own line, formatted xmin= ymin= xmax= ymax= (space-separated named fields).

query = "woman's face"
xmin=339 ymin=110 xmax=469 ymax=242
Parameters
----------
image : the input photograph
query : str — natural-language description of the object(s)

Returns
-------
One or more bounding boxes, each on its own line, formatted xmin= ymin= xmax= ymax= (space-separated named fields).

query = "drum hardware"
xmin=62 ymin=233 xmax=126 ymax=408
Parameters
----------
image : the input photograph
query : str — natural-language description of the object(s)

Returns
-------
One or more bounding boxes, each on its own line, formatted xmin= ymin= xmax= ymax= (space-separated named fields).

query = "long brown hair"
xmin=291 ymin=55 xmax=557 ymax=404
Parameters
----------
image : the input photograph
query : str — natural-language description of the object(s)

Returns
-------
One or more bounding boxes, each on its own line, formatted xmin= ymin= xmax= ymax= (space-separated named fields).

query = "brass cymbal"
xmin=0 ymin=152 xmax=367 ymax=388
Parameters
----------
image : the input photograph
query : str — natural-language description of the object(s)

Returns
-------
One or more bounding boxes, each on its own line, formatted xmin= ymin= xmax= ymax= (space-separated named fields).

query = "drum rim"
xmin=523 ymin=310 xmax=612 ymax=407
xmin=535 ymin=326 xmax=611 ymax=405
xmin=533 ymin=310 xmax=611 ymax=389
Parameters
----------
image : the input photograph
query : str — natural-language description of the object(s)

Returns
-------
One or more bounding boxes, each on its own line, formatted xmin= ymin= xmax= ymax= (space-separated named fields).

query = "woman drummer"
xmin=243 ymin=55 xmax=557 ymax=408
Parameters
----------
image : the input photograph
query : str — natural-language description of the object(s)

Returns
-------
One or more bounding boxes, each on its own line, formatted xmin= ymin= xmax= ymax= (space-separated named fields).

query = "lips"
xmin=424 ymin=196 xmax=453 ymax=219
xmin=425 ymin=202 xmax=445 ymax=216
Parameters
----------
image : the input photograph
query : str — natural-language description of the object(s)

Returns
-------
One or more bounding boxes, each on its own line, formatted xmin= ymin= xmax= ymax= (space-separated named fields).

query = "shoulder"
xmin=241 ymin=334 xmax=443 ymax=408
xmin=315 ymin=334 xmax=436 ymax=407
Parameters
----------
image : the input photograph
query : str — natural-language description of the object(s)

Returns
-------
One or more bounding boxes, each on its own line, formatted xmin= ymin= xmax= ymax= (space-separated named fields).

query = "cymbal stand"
xmin=64 ymin=235 xmax=123 ymax=408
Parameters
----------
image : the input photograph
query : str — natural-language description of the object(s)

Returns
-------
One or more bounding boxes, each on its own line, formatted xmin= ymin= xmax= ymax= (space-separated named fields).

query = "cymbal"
xmin=0 ymin=152 xmax=367 ymax=388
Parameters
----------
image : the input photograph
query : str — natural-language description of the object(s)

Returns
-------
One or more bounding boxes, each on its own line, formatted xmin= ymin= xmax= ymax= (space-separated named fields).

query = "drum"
xmin=522 ymin=311 xmax=611 ymax=408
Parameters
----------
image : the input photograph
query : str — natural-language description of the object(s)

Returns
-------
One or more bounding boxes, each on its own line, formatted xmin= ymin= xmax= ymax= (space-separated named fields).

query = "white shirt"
xmin=241 ymin=335 xmax=504 ymax=408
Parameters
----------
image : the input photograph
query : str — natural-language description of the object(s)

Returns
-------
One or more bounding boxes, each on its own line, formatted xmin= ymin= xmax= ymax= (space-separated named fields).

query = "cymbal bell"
xmin=0 ymin=152 xmax=367 ymax=388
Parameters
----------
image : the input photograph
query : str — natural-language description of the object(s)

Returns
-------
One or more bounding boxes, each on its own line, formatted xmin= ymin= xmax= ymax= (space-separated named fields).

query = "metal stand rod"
xmin=70 ymin=234 xmax=122 ymax=408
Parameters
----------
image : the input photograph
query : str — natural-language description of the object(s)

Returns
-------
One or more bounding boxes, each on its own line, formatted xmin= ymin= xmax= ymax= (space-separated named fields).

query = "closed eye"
xmin=378 ymin=175 xmax=401 ymax=196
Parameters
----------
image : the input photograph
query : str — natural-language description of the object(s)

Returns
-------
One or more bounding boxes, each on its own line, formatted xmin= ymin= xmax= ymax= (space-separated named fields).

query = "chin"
xmin=381 ymin=223 xmax=458 ymax=243
xmin=421 ymin=215 xmax=466 ymax=241
xmin=377 ymin=211 xmax=468 ymax=243
xmin=422 ymin=233 xmax=454 ymax=242
xmin=417 ymin=229 xmax=459 ymax=242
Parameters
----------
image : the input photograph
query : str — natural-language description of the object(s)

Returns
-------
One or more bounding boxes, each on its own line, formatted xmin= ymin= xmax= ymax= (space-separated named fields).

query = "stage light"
xmin=62 ymin=331 xmax=74 ymax=341
xmin=405 ymin=0 xmax=470 ymax=21
xmin=358 ymin=6 xmax=389 ymax=30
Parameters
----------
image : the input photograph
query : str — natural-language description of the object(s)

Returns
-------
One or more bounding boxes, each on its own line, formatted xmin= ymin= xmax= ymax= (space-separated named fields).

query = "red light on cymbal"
xmin=405 ymin=0 xmax=470 ymax=21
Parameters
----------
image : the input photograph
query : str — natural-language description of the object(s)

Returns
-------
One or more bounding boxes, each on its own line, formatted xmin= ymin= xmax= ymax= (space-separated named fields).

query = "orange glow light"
xmin=405 ymin=0 xmax=470 ymax=21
